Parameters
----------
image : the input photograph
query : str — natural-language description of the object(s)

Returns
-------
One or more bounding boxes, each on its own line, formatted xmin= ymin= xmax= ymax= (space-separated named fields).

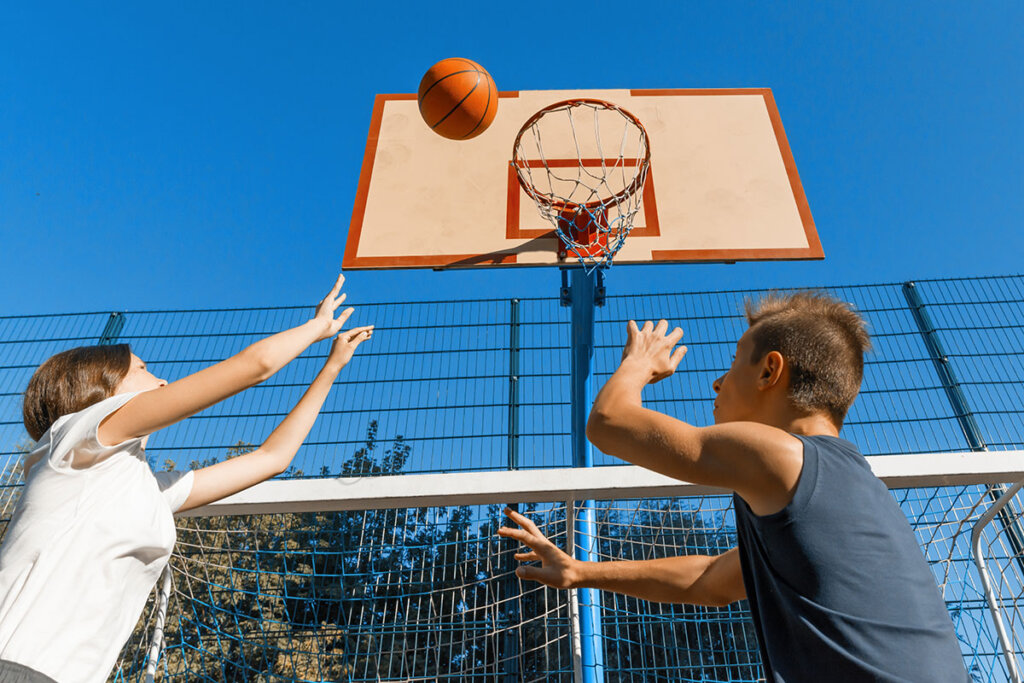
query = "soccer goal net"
xmin=109 ymin=452 xmax=1024 ymax=682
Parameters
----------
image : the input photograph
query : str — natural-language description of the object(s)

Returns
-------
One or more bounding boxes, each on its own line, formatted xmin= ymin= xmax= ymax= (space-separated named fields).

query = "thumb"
xmin=515 ymin=565 xmax=543 ymax=583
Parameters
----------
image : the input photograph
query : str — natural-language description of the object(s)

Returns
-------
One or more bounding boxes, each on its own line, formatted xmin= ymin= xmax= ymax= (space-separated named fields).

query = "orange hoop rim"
xmin=511 ymin=98 xmax=652 ymax=212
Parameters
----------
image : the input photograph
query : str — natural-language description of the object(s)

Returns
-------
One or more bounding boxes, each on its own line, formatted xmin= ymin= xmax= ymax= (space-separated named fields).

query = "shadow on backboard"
xmin=438 ymin=235 xmax=563 ymax=269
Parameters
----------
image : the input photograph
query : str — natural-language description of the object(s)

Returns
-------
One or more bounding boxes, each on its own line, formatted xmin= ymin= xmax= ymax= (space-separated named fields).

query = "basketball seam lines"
xmin=460 ymin=74 xmax=494 ymax=140
xmin=421 ymin=71 xmax=484 ymax=132
xmin=418 ymin=68 xmax=484 ymax=110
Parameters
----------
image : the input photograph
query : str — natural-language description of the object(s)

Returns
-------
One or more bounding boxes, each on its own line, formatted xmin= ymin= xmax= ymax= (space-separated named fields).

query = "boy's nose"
xmin=712 ymin=375 xmax=724 ymax=393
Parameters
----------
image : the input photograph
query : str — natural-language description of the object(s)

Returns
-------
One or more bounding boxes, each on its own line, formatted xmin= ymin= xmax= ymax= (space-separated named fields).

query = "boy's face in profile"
xmin=712 ymin=331 xmax=765 ymax=425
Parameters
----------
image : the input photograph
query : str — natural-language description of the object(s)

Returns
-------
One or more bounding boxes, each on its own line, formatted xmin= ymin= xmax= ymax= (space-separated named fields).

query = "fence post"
xmin=508 ymin=299 xmax=520 ymax=471
xmin=503 ymin=298 xmax=522 ymax=682
xmin=902 ymin=281 xmax=1024 ymax=563
xmin=98 ymin=312 xmax=126 ymax=345
xmin=902 ymin=282 xmax=985 ymax=451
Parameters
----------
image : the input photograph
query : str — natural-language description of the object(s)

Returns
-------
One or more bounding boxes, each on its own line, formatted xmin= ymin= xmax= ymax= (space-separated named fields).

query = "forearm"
xmin=242 ymin=320 xmax=326 ymax=381
xmin=259 ymin=363 xmax=340 ymax=470
xmin=177 ymin=364 xmax=342 ymax=511
xmin=591 ymin=360 xmax=647 ymax=417
xmin=575 ymin=547 xmax=744 ymax=606
xmin=573 ymin=555 xmax=720 ymax=605
xmin=587 ymin=361 xmax=701 ymax=478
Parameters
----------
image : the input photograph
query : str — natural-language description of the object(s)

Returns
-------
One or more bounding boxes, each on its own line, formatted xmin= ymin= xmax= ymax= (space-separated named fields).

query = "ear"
xmin=759 ymin=350 xmax=786 ymax=389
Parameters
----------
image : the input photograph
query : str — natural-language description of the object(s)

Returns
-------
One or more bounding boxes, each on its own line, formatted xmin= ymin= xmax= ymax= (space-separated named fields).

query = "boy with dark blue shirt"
xmin=500 ymin=292 xmax=967 ymax=681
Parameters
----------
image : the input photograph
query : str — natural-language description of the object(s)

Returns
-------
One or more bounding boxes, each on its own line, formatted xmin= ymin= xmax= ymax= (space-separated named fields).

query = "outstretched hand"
xmin=312 ymin=274 xmax=355 ymax=341
xmin=620 ymin=319 xmax=687 ymax=384
xmin=326 ymin=325 xmax=374 ymax=371
xmin=498 ymin=507 xmax=580 ymax=589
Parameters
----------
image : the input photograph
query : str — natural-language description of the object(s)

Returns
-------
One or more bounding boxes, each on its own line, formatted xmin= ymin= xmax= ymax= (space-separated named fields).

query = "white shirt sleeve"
xmin=152 ymin=470 xmax=196 ymax=513
xmin=48 ymin=391 xmax=143 ymax=469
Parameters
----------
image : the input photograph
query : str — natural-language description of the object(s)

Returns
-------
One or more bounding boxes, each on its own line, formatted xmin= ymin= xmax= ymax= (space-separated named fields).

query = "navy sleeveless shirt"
xmin=734 ymin=435 xmax=968 ymax=682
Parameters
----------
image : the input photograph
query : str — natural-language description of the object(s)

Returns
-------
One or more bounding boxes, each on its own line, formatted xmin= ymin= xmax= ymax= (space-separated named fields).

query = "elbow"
xmin=586 ymin=408 xmax=615 ymax=452
xmin=702 ymin=592 xmax=737 ymax=608
xmin=685 ymin=584 xmax=737 ymax=608
xmin=258 ymin=449 xmax=289 ymax=477
xmin=246 ymin=350 xmax=275 ymax=384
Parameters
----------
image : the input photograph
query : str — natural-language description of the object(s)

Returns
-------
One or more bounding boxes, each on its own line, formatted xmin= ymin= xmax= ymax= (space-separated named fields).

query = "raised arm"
xmin=586 ymin=320 xmax=803 ymax=516
xmin=178 ymin=323 xmax=373 ymax=512
xmin=99 ymin=274 xmax=354 ymax=447
xmin=498 ymin=508 xmax=745 ymax=606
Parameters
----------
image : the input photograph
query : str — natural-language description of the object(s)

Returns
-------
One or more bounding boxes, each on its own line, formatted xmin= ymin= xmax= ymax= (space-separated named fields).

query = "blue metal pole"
xmin=568 ymin=268 xmax=606 ymax=682
xmin=98 ymin=312 xmax=126 ymax=345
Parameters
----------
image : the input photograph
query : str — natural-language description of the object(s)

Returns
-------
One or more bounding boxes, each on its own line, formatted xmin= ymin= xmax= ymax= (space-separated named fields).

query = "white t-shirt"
xmin=0 ymin=391 xmax=194 ymax=682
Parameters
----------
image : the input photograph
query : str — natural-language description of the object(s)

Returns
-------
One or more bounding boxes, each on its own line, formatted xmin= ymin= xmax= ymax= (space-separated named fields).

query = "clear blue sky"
xmin=1 ymin=2 xmax=1021 ymax=315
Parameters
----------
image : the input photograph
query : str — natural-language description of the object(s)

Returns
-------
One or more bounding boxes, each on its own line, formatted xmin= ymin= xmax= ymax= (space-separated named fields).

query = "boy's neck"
xmin=760 ymin=406 xmax=840 ymax=438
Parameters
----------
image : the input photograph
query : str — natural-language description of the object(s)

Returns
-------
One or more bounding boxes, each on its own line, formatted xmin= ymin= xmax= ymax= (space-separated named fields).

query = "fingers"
xmin=328 ymin=273 xmax=344 ymax=297
xmin=340 ymin=325 xmax=374 ymax=342
xmin=633 ymin=320 xmax=684 ymax=343
xmin=515 ymin=564 xmax=556 ymax=583
xmin=322 ymin=274 xmax=345 ymax=305
xmin=515 ymin=565 xmax=543 ymax=582
xmin=496 ymin=526 xmax=536 ymax=547
xmin=336 ymin=307 xmax=355 ymax=328
xmin=514 ymin=551 xmax=540 ymax=562
xmin=504 ymin=507 xmax=542 ymax=535
xmin=670 ymin=345 xmax=688 ymax=368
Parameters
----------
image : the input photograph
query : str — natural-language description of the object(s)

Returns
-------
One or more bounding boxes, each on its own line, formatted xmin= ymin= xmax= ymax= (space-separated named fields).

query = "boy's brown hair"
xmin=745 ymin=292 xmax=870 ymax=427
xmin=22 ymin=344 xmax=133 ymax=441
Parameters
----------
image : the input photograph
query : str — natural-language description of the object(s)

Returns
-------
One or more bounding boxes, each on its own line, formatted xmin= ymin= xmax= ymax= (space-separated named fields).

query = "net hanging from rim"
xmin=512 ymin=98 xmax=651 ymax=271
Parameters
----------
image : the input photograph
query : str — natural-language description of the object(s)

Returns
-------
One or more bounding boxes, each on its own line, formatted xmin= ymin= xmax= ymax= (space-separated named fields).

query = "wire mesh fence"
xmin=1 ymin=273 xmax=1023 ymax=681
xmin=4 ymin=275 xmax=1022 ymax=486
xmin=107 ymin=484 xmax=1021 ymax=682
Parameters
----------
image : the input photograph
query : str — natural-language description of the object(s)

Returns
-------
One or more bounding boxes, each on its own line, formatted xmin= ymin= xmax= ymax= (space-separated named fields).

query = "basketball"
xmin=417 ymin=58 xmax=498 ymax=140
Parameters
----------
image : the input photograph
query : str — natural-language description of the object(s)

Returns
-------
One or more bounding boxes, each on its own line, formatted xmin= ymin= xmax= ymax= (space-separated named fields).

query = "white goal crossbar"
xmin=181 ymin=450 xmax=1024 ymax=517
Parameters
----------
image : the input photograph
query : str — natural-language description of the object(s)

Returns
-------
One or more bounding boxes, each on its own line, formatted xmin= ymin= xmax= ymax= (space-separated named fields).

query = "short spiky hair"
xmin=744 ymin=292 xmax=870 ymax=427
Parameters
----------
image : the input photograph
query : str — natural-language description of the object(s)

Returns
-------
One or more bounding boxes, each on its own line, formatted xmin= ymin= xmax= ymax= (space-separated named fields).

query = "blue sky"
xmin=1 ymin=2 xmax=1021 ymax=316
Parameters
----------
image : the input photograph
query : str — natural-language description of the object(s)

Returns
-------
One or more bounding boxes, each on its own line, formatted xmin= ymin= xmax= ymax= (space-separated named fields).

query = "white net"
xmin=512 ymin=99 xmax=650 ymax=271
xmin=105 ymin=461 xmax=1024 ymax=682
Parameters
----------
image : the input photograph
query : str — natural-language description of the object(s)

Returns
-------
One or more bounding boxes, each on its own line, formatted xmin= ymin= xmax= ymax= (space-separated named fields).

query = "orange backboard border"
xmin=343 ymin=88 xmax=823 ymax=270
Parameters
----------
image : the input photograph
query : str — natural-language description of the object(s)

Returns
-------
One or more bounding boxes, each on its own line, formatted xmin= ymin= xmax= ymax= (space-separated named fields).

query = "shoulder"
xmin=700 ymin=422 xmax=805 ymax=516
xmin=47 ymin=391 xmax=143 ymax=470
xmin=701 ymin=421 xmax=804 ymax=463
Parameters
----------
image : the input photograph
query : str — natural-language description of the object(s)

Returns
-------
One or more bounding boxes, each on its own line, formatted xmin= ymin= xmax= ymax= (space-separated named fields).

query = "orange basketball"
xmin=418 ymin=58 xmax=498 ymax=140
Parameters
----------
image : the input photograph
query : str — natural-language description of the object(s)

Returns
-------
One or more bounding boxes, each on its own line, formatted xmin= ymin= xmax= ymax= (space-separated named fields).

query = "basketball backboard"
xmin=343 ymin=88 xmax=823 ymax=270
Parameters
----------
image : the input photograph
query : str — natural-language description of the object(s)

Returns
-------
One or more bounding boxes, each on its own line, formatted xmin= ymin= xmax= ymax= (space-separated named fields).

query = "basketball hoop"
xmin=512 ymin=98 xmax=651 ymax=271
